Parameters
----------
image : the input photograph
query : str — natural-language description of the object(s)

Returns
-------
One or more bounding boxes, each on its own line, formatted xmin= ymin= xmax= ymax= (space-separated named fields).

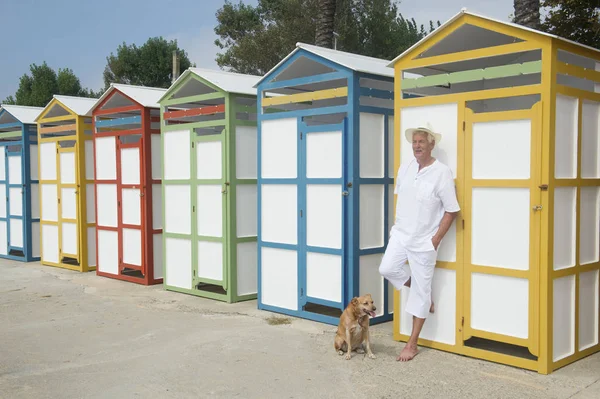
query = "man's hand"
xmin=432 ymin=236 xmax=441 ymax=250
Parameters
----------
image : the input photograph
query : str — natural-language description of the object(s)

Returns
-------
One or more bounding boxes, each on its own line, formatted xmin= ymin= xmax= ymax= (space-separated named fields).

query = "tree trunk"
xmin=514 ymin=0 xmax=541 ymax=30
xmin=315 ymin=0 xmax=337 ymax=48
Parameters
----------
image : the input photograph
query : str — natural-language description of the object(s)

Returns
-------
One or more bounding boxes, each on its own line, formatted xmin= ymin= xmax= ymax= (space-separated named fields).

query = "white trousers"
xmin=378 ymin=229 xmax=437 ymax=319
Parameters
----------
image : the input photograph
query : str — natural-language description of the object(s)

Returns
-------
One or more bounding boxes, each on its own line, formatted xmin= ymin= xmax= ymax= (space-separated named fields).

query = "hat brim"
xmin=405 ymin=127 xmax=442 ymax=144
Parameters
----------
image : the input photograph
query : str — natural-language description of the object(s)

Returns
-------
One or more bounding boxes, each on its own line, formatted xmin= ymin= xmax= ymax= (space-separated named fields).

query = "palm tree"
xmin=315 ymin=0 xmax=338 ymax=48
xmin=513 ymin=0 xmax=541 ymax=30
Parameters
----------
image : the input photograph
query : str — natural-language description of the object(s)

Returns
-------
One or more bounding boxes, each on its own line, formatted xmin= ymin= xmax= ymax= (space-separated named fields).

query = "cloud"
xmin=166 ymin=27 xmax=222 ymax=72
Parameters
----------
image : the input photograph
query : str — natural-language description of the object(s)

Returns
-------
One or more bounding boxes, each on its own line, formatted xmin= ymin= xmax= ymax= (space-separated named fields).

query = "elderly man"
xmin=379 ymin=124 xmax=460 ymax=362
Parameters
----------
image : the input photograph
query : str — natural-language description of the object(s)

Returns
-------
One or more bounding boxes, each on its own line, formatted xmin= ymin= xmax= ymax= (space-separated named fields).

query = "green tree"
xmin=214 ymin=0 xmax=439 ymax=76
xmin=3 ymin=62 xmax=99 ymax=107
xmin=541 ymin=0 xmax=600 ymax=49
xmin=103 ymin=37 xmax=194 ymax=89
xmin=513 ymin=0 xmax=541 ymax=30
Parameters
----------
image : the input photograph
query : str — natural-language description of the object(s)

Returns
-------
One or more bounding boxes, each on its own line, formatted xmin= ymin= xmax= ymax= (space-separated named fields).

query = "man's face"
xmin=412 ymin=131 xmax=435 ymax=160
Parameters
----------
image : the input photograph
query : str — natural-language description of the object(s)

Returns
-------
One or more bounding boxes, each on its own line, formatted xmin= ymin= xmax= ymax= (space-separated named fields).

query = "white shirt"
xmin=393 ymin=158 xmax=460 ymax=252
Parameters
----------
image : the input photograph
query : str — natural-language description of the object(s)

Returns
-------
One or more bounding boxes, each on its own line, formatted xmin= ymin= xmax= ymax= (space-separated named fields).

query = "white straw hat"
xmin=405 ymin=122 xmax=442 ymax=144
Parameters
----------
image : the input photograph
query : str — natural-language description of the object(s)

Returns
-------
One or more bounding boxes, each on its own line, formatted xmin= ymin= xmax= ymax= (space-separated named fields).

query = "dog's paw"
xmin=345 ymin=353 xmax=352 ymax=360
xmin=337 ymin=350 xmax=344 ymax=356
xmin=368 ymin=353 xmax=376 ymax=359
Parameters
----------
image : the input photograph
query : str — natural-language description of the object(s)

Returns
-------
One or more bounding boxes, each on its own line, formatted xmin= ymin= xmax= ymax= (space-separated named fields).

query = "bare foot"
xmin=396 ymin=344 xmax=419 ymax=361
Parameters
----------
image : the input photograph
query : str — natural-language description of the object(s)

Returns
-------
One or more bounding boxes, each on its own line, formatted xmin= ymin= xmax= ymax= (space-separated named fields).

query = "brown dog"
xmin=334 ymin=294 xmax=377 ymax=360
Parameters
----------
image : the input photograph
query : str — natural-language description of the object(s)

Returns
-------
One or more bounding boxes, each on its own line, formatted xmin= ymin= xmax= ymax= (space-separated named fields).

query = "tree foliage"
xmin=3 ymin=62 xmax=98 ymax=107
xmin=103 ymin=37 xmax=194 ymax=90
xmin=214 ymin=0 xmax=440 ymax=76
xmin=513 ymin=0 xmax=541 ymax=30
xmin=541 ymin=0 xmax=600 ymax=49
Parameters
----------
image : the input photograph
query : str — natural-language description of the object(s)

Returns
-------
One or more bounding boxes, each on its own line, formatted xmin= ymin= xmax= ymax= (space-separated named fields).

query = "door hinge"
xmin=300 ymin=132 xmax=303 ymax=140
xmin=117 ymin=201 xmax=121 ymax=207
xmin=300 ymin=209 xmax=303 ymax=217
xmin=462 ymin=219 xmax=465 ymax=229
xmin=461 ymin=317 xmax=464 ymax=327
xmin=539 ymin=184 xmax=548 ymax=191
xmin=192 ymin=205 xmax=195 ymax=212
xmin=192 ymin=142 xmax=195 ymax=148
xmin=462 ymin=121 xmax=465 ymax=131
xmin=58 ymin=198 xmax=61 ymax=204
xmin=300 ymin=288 xmax=303 ymax=296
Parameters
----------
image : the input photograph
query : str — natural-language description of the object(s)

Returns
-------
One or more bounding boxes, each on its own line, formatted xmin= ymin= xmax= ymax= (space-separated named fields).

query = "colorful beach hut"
xmin=90 ymin=84 xmax=166 ymax=285
xmin=388 ymin=9 xmax=600 ymax=374
xmin=158 ymin=68 xmax=259 ymax=302
xmin=255 ymin=43 xmax=396 ymax=325
xmin=0 ymin=104 xmax=43 ymax=261
xmin=36 ymin=95 xmax=98 ymax=272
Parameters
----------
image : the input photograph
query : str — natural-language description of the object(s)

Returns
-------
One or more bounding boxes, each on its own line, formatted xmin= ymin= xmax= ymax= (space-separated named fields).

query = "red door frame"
xmin=92 ymin=89 xmax=163 ymax=285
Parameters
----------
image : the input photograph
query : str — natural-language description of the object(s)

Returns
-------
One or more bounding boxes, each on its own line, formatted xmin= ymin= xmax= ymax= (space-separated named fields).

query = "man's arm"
xmin=432 ymin=211 xmax=458 ymax=250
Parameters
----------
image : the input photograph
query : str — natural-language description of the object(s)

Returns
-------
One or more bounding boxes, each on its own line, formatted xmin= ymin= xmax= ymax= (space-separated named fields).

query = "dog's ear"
xmin=351 ymin=297 xmax=358 ymax=305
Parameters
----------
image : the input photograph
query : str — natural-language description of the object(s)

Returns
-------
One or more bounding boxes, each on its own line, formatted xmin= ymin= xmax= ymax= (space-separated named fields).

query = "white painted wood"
xmin=580 ymin=187 xmax=600 ymax=265
xmin=0 ymin=184 xmax=5 ymax=218
xmin=85 ymin=140 xmax=94 ymax=180
xmin=152 ymin=184 xmax=162 ymax=230
xmin=41 ymin=184 xmax=58 ymax=222
xmin=9 ymin=219 xmax=23 ymax=248
xmin=121 ymin=188 xmax=141 ymax=226
xmin=400 ymin=268 xmax=456 ymax=345
xmin=388 ymin=115 xmax=394 ymax=178
xmin=196 ymin=141 xmax=221 ymax=179
xmin=236 ymin=184 xmax=257 ymax=237
xmin=261 ymin=247 xmax=298 ymax=310
xmin=86 ymin=184 xmax=95 ymax=223
xmin=359 ymin=113 xmax=384 ymax=178
xmin=61 ymin=222 xmax=77 ymax=255
xmin=306 ymin=130 xmax=342 ymax=179
xmin=123 ymin=228 xmax=141 ymax=266
xmin=164 ymin=185 xmax=191 ymax=235
xmin=359 ymin=254 xmax=384 ymax=317
xmin=165 ymin=237 xmax=192 ymax=289
xmin=197 ymin=240 xmax=223 ymax=281
xmin=41 ymin=224 xmax=59 ymax=263
xmin=87 ymin=227 xmax=96 ymax=267
xmin=472 ymin=119 xmax=531 ymax=179
xmin=0 ymin=151 xmax=4 ymax=181
xmin=98 ymin=230 xmax=119 ymax=274
xmin=472 ymin=188 xmax=530 ymax=270
xmin=261 ymin=184 xmax=297 ymax=245
xmin=61 ymin=188 xmax=77 ymax=220
xmin=151 ymin=134 xmax=161 ymax=180
xmin=580 ymin=270 xmax=599 ymax=350
xmin=261 ymin=118 xmax=297 ymax=178
xmin=94 ymin=137 xmax=117 ymax=181
xmin=39 ymin=142 xmax=56 ymax=181
xmin=31 ymin=183 xmax=40 ymax=219
xmin=236 ymin=126 xmax=257 ymax=179
xmin=32 ymin=222 xmax=40 ymax=258
xmin=471 ymin=273 xmax=528 ymax=338
xmin=237 ymin=242 xmax=257 ymax=296
xmin=153 ymin=233 xmax=163 ymax=280
xmin=59 ymin=152 xmax=75 ymax=184
xmin=163 ymin=130 xmax=190 ymax=180
xmin=553 ymin=275 xmax=576 ymax=361
xmin=555 ymin=94 xmax=578 ymax=179
xmin=8 ymin=155 xmax=21 ymax=184
xmin=554 ymin=187 xmax=577 ymax=270
xmin=9 ymin=187 xmax=22 ymax=216
xmin=96 ymin=184 xmax=118 ymax=228
xmin=400 ymin=103 xmax=458 ymax=178
xmin=306 ymin=252 xmax=342 ymax=303
xmin=306 ymin=184 xmax=341 ymax=249
xmin=30 ymin=144 xmax=38 ymax=181
xmin=197 ymin=185 xmax=222 ymax=237
xmin=120 ymin=147 xmax=140 ymax=185
xmin=359 ymin=185 xmax=383 ymax=249
xmin=0 ymin=221 xmax=6 ymax=255
xmin=581 ymin=100 xmax=600 ymax=178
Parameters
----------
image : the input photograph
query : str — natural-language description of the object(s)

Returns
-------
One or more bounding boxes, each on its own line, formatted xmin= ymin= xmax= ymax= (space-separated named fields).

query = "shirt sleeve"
xmin=437 ymin=168 xmax=461 ymax=213
xmin=393 ymin=163 xmax=407 ymax=194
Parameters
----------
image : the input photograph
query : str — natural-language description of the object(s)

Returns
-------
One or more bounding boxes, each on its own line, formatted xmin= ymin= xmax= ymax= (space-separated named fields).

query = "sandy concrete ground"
xmin=1 ymin=258 xmax=599 ymax=399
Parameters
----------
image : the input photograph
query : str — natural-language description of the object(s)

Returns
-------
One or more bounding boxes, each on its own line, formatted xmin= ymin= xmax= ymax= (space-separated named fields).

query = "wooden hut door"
xmin=117 ymin=136 xmax=145 ymax=276
xmin=5 ymin=146 xmax=25 ymax=255
xmin=298 ymin=119 xmax=347 ymax=313
xmin=58 ymin=145 xmax=80 ymax=264
xmin=462 ymin=102 xmax=543 ymax=358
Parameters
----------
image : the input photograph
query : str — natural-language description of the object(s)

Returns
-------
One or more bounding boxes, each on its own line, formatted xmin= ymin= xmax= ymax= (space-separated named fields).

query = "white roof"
xmin=0 ymin=105 xmax=44 ymax=124
xmin=91 ymin=83 xmax=167 ymax=112
xmin=388 ymin=8 xmax=600 ymax=67
xmin=53 ymin=95 xmax=98 ymax=116
xmin=160 ymin=68 xmax=261 ymax=102
xmin=255 ymin=42 xmax=394 ymax=87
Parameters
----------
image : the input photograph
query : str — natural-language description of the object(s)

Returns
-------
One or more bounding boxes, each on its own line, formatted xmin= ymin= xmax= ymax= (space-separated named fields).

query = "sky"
xmin=0 ymin=0 xmax=515 ymax=102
